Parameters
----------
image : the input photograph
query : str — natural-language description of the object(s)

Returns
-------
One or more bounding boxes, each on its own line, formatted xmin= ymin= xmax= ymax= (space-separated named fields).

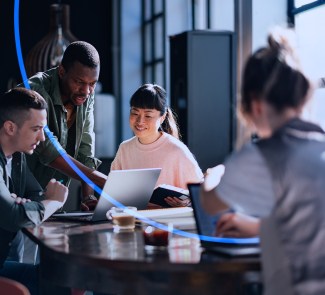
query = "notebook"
xmin=188 ymin=183 xmax=260 ymax=256
xmin=53 ymin=168 xmax=161 ymax=222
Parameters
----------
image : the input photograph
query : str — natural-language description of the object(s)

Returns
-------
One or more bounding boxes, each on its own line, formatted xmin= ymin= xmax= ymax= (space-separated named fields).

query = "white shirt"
xmin=5 ymin=156 xmax=12 ymax=179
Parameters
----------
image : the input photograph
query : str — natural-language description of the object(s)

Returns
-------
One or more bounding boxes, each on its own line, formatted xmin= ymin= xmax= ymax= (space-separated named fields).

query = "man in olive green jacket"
xmin=22 ymin=41 xmax=107 ymax=211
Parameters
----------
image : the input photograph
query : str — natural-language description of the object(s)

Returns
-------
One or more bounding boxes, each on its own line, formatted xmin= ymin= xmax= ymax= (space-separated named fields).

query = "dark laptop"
xmin=53 ymin=168 xmax=161 ymax=223
xmin=188 ymin=183 xmax=260 ymax=256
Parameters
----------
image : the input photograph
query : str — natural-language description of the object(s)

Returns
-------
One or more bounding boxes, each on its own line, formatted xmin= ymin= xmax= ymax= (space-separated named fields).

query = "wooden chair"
xmin=0 ymin=277 xmax=30 ymax=295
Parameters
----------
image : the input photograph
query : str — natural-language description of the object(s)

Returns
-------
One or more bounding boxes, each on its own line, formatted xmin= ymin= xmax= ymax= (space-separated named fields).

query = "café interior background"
xmin=0 ymin=0 xmax=324 ymax=172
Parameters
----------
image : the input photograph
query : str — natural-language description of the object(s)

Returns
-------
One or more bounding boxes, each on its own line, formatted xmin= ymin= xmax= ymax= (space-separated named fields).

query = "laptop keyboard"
xmin=52 ymin=212 xmax=94 ymax=222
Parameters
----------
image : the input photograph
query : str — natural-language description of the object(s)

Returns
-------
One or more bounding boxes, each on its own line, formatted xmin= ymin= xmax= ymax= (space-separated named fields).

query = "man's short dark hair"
xmin=61 ymin=41 xmax=100 ymax=71
xmin=0 ymin=88 xmax=47 ymax=128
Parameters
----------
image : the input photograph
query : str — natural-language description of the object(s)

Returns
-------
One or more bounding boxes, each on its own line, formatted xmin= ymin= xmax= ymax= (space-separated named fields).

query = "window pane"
xmin=295 ymin=5 xmax=325 ymax=128
xmin=303 ymin=89 xmax=325 ymax=130
xmin=145 ymin=24 xmax=152 ymax=63
xmin=295 ymin=0 xmax=318 ymax=8
xmin=144 ymin=0 xmax=152 ymax=21
xmin=141 ymin=0 xmax=165 ymax=86
xmin=154 ymin=0 xmax=163 ymax=14
xmin=194 ymin=0 xmax=207 ymax=29
xmin=154 ymin=18 xmax=163 ymax=58
xmin=154 ymin=62 xmax=164 ymax=86
xmin=210 ymin=0 xmax=234 ymax=31
xmin=144 ymin=66 xmax=152 ymax=84
xmin=295 ymin=5 xmax=325 ymax=79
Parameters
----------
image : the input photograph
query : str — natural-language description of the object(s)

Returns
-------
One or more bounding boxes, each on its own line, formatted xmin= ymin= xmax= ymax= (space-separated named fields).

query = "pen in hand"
xmin=38 ymin=179 xmax=64 ymax=196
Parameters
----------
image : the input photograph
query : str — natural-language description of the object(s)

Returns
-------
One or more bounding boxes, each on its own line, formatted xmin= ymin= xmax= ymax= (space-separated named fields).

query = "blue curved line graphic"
xmin=13 ymin=0 xmax=259 ymax=245
xmin=14 ymin=0 xmax=29 ymax=89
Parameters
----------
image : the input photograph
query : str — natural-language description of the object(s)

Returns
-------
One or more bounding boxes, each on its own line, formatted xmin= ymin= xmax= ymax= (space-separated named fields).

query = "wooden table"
xmin=23 ymin=221 xmax=261 ymax=295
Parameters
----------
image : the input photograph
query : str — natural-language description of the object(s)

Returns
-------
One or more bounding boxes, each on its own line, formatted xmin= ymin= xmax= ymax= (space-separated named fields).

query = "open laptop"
xmin=188 ymin=183 xmax=260 ymax=257
xmin=53 ymin=168 xmax=161 ymax=222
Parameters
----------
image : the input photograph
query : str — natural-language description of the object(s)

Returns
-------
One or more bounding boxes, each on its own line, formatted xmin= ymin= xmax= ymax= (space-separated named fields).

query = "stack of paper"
xmin=136 ymin=207 xmax=196 ymax=230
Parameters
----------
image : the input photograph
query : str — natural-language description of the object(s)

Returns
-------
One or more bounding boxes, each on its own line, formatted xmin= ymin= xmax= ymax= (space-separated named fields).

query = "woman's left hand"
xmin=164 ymin=196 xmax=191 ymax=207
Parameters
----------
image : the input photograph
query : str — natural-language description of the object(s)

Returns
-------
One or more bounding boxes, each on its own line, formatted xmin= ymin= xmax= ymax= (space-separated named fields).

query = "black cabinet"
xmin=169 ymin=30 xmax=236 ymax=171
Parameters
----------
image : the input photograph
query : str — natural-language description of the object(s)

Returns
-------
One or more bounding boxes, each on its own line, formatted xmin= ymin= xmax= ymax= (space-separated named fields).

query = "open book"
xmin=149 ymin=184 xmax=190 ymax=207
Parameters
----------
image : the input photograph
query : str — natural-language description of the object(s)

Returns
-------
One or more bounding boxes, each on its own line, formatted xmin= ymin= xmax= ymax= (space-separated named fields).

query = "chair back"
xmin=0 ymin=277 xmax=30 ymax=295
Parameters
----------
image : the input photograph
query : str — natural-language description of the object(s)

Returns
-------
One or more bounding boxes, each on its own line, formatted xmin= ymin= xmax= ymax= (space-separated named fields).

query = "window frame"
xmin=141 ymin=0 xmax=166 ymax=87
xmin=287 ymin=0 xmax=325 ymax=129
xmin=288 ymin=0 xmax=325 ymax=24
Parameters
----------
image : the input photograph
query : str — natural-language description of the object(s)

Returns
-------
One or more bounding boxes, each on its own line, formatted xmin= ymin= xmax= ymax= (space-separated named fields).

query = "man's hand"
xmin=44 ymin=179 xmax=68 ymax=203
xmin=80 ymin=195 xmax=98 ymax=211
xmin=217 ymin=212 xmax=260 ymax=238
xmin=41 ymin=179 xmax=68 ymax=221
xmin=11 ymin=193 xmax=31 ymax=205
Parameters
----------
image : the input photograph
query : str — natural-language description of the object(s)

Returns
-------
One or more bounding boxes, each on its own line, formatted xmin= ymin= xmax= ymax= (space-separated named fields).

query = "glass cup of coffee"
xmin=108 ymin=207 xmax=137 ymax=232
